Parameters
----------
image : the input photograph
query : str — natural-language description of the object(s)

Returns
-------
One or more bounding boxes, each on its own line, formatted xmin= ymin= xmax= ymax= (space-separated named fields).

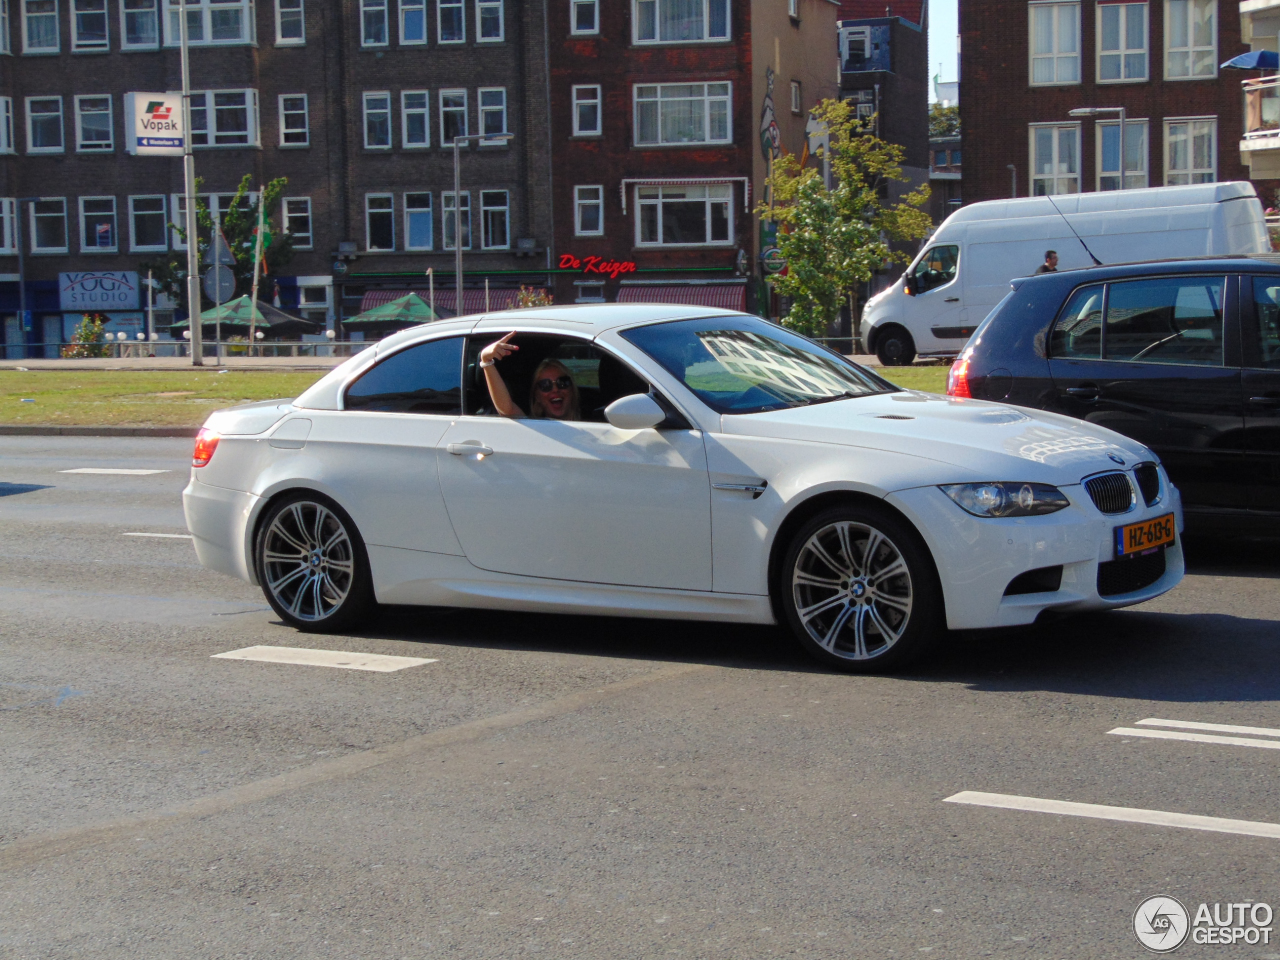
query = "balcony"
xmin=1241 ymin=76 xmax=1280 ymax=178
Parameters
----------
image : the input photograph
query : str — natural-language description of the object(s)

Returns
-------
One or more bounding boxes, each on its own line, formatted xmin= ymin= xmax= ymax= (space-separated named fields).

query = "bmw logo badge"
xmin=1108 ymin=453 xmax=1125 ymax=465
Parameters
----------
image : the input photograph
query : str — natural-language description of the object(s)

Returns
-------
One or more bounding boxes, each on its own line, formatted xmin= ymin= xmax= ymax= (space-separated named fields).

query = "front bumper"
xmin=183 ymin=473 xmax=261 ymax=584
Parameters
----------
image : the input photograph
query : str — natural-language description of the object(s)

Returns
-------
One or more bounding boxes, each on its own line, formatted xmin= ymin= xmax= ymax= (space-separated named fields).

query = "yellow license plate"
xmin=1114 ymin=513 xmax=1176 ymax=558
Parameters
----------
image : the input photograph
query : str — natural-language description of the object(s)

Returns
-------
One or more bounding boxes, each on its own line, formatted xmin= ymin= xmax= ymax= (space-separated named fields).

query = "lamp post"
xmin=13 ymin=196 xmax=41 ymax=355
xmin=449 ymin=131 xmax=513 ymax=315
xmin=1069 ymin=106 xmax=1126 ymax=191
xmin=178 ymin=0 xmax=202 ymax=365
xmin=1006 ymin=165 xmax=1016 ymax=198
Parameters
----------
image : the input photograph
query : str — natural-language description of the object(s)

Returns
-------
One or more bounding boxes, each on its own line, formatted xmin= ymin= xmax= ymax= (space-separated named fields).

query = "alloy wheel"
xmin=261 ymin=500 xmax=355 ymax=622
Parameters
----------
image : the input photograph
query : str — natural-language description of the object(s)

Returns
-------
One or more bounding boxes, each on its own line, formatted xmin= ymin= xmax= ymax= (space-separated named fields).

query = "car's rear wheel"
xmin=256 ymin=493 xmax=374 ymax=632
xmin=780 ymin=505 xmax=942 ymax=672
xmin=874 ymin=325 xmax=916 ymax=366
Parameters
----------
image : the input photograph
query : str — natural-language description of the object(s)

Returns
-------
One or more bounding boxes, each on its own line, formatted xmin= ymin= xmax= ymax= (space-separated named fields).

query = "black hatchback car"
xmin=948 ymin=256 xmax=1280 ymax=534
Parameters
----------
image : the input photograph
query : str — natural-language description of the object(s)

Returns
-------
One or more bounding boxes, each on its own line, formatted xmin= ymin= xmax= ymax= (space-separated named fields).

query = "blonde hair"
xmin=528 ymin=358 xmax=581 ymax=420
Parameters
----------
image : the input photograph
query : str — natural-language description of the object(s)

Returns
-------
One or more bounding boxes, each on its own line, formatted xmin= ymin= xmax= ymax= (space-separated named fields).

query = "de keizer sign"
xmin=124 ymin=92 xmax=184 ymax=156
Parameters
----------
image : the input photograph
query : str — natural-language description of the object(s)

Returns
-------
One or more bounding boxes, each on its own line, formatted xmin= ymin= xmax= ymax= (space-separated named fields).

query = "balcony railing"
xmin=1243 ymin=76 xmax=1280 ymax=139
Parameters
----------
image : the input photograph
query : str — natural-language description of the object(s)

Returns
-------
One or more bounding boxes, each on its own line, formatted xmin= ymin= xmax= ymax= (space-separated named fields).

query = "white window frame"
xmin=1029 ymin=122 xmax=1081 ymax=195
xmin=1097 ymin=1 xmax=1147 ymax=83
xmin=789 ymin=80 xmax=801 ymax=114
xmin=480 ymin=189 xmax=509 ymax=249
xmin=1096 ymin=118 xmax=1148 ymax=189
xmin=120 ymin=0 xmax=159 ymax=48
xmin=276 ymin=0 xmax=303 ymax=44
xmin=360 ymin=0 xmax=388 ymax=46
xmin=572 ymin=84 xmax=601 ymax=136
xmin=1028 ymin=1 xmax=1081 ymax=86
xmin=1164 ymin=0 xmax=1216 ymax=80
xmin=476 ymin=0 xmax=501 ymax=40
xmin=279 ymin=93 xmax=308 ymax=146
xmin=0 ymin=199 xmax=17 ymax=254
xmin=72 ymin=0 xmax=110 ymax=50
xmin=633 ymin=0 xmax=729 ymax=43
xmin=283 ymin=196 xmax=312 ymax=249
xmin=442 ymin=190 xmax=470 ymax=250
xmin=74 ymin=94 xmax=113 ymax=152
xmin=788 ymin=0 xmax=798 ymax=15
xmin=167 ymin=191 xmax=254 ymax=249
xmin=633 ymin=81 xmax=732 ymax=146
xmin=401 ymin=89 xmax=429 ymax=147
xmin=478 ymin=86 xmax=506 ymax=142
xmin=398 ymin=0 xmax=425 ymax=44
xmin=570 ymin=0 xmax=597 ymax=34
xmin=635 ymin=183 xmax=733 ymax=247
xmin=23 ymin=0 xmax=60 ymax=52
xmin=189 ymin=89 xmax=259 ymax=147
xmin=1164 ymin=115 xmax=1216 ymax=184
xmin=439 ymin=88 xmax=467 ymax=144
xmin=25 ymin=96 xmax=64 ymax=154
xmin=0 ymin=98 xmax=15 ymax=154
xmin=0 ymin=0 xmax=10 ymax=52
xmin=79 ymin=195 xmax=118 ymax=253
xmin=163 ymin=0 xmax=254 ymax=46
xmin=128 ymin=194 xmax=167 ymax=252
xmin=30 ymin=197 xmax=68 ymax=253
xmin=365 ymin=192 xmax=395 ymax=251
xmin=363 ymin=91 xmax=391 ymax=149
xmin=574 ymin=184 xmax=603 ymax=236
xmin=438 ymin=0 xmax=464 ymax=42
xmin=574 ymin=281 xmax=605 ymax=304
xmin=842 ymin=25 xmax=869 ymax=63
xmin=404 ymin=191 xmax=433 ymax=250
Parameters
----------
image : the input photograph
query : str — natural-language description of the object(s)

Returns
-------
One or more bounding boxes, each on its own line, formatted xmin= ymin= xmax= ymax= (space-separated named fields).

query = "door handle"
xmin=447 ymin=442 xmax=494 ymax=456
xmin=1248 ymin=396 xmax=1280 ymax=406
xmin=943 ymin=297 xmax=960 ymax=302
xmin=1065 ymin=386 xmax=1100 ymax=401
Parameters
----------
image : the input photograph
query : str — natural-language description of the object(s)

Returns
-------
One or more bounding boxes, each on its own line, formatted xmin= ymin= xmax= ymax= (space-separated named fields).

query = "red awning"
xmin=358 ymin=288 xmax=545 ymax=315
xmin=616 ymin=284 xmax=746 ymax=311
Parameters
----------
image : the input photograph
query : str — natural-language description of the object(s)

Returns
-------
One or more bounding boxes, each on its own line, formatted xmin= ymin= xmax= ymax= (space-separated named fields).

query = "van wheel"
xmin=875 ymin=326 xmax=916 ymax=366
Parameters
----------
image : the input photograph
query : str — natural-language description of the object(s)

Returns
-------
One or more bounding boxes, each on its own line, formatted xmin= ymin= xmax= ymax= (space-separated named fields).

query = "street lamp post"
xmin=13 ymin=197 xmax=40 ymax=355
xmin=449 ymin=131 xmax=513 ymax=314
xmin=1069 ymin=106 xmax=1126 ymax=191
xmin=178 ymin=0 xmax=202 ymax=365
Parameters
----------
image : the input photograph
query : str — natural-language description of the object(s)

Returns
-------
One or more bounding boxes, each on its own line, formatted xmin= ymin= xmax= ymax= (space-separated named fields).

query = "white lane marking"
xmin=1135 ymin=717 xmax=1280 ymax=738
xmin=944 ymin=791 xmax=1280 ymax=840
xmin=211 ymin=645 xmax=437 ymax=673
xmin=1108 ymin=727 xmax=1280 ymax=751
xmin=123 ymin=532 xmax=194 ymax=539
xmin=60 ymin=468 xmax=169 ymax=475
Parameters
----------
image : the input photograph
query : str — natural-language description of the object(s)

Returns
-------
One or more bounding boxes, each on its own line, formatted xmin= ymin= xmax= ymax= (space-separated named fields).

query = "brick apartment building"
xmin=960 ymin=0 xmax=1275 ymax=205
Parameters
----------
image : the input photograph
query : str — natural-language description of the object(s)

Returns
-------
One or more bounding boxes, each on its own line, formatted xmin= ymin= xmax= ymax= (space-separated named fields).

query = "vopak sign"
xmin=59 ymin=272 xmax=141 ymax=311
xmin=125 ymin=92 xmax=184 ymax=156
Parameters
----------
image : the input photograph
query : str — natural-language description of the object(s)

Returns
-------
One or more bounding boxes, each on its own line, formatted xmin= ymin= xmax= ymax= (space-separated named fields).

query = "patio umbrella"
xmin=344 ymin=292 xmax=440 ymax=328
xmin=1222 ymin=50 xmax=1280 ymax=70
xmin=171 ymin=296 xmax=321 ymax=338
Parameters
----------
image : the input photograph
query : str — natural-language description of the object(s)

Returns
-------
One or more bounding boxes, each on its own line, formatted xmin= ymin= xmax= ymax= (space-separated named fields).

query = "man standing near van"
xmin=1036 ymin=250 xmax=1059 ymax=274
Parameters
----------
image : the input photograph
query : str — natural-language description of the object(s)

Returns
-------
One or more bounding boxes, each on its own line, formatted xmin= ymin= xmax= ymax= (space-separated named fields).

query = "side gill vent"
xmin=876 ymin=415 xmax=916 ymax=420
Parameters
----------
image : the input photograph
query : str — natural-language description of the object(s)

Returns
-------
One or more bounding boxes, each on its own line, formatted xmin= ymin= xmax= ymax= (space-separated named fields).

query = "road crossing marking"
xmin=60 ymin=468 xmax=169 ymax=475
xmin=212 ymin=645 xmax=437 ymax=673
xmin=1134 ymin=717 xmax=1280 ymax=738
xmin=1108 ymin=717 xmax=1280 ymax=751
xmin=944 ymin=791 xmax=1280 ymax=840
xmin=123 ymin=532 xmax=193 ymax=539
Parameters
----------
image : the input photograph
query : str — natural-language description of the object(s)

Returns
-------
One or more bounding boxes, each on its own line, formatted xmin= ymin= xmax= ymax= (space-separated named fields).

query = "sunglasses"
xmin=535 ymin=375 xmax=573 ymax=393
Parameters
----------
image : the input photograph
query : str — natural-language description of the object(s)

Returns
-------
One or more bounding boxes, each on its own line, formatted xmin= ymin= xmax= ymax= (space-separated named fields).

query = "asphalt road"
xmin=2 ymin=436 xmax=1279 ymax=959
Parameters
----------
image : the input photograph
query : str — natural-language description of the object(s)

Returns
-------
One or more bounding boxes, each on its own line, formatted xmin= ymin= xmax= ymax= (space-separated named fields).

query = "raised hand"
xmin=480 ymin=332 xmax=519 ymax=364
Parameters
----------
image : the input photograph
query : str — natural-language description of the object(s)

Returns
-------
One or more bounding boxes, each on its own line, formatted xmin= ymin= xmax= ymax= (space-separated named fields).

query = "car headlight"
xmin=940 ymin=482 xmax=1071 ymax=518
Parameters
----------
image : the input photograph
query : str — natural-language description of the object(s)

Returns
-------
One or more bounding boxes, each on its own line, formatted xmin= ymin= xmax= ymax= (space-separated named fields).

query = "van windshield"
xmin=909 ymin=245 xmax=959 ymax=293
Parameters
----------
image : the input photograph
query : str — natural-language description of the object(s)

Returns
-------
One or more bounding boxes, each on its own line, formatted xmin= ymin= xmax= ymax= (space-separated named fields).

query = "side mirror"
xmin=903 ymin=272 xmax=918 ymax=296
xmin=604 ymin=393 xmax=666 ymax=430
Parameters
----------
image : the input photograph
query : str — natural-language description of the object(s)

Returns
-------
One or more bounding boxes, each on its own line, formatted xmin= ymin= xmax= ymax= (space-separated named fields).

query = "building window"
xmin=439 ymin=88 xmax=467 ymax=144
xmin=1166 ymin=0 xmax=1215 ymax=78
xmin=636 ymin=183 xmax=732 ymax=246
xmin=442 ymin=191 xmax=470 ymax=249
xmin=481 ymin=190 xmax=508 ymax=248
xmin=634 ymin=82 xmax=731 ymax=146
xmin=279 ymin=94 xmax=308 ymax=146
xmin=1098 ymin=1 xmax=1146 ymax=82
xmin=121 ymin=0 xmax=158 ymax=47
xmin=26 ymin=97 xmax=63 ymax=153
xmin=405 ymin=192 xmax=433 ymax=250
xmin=363 ymin=92 xmax=391 ymax=148
xmin=790 ymin=80 xmax=801 ymax=114
xmin=438 ymin=0 xmax=463 ymax=42
xmin=298 ymin=284 xmax=330 ymax=322
xmin=1097 ymin=119 xmax=1147 ymax=189
xmin=402 ymin=90 xmax=429 ymax=147
xmin=283 ymin=197 xmax=312 ymax=248
xmin=575 ymin=184 xmax=603 ymax=235
xmin=24 ymin=0 xmax=59 ymax=51
xmin=850 ymin=88 xmax=874 ymax=124
xmin=79 ymin=196 xmax=117 ymax=252
xmin=190 ymin=90 xmax=258 ymax=146
xmin=571 ymin=0 xmax=596 ymax=33
xmin=0 ymin=0 xmax=9 ymax=52
xmin=129 ymin=195 xmax=167 ymax=251
xmin=575 ymin=282 xmax=605 ymax=303
xmin=400 ymin=0 xmax=424 ymax=43
xmin=572 ymin=85 xmax=601 ymax=136
xmin=75 ymin=95 xmax=113 ymax=151
xmin=788 ymin=0 xmax=798 ymax=15
xmin=1029 ymin=2 xmax=1080 ymax=85
xmin=366 ymin=193 xmax=394 ymax=251
xmin=1165 ymin=116 xmax=1215 ymax=183
xmin=1031 ymin=123 xmax=1080 ymax=194
xmin=73 ymin=0 xmax=109 ymax=49
xmin=842 ymin=25 xmax=869 ymax=68
xmin=0 ymin=99 xmax=14 ymax=153
xmin=30 ymin=198 xmax=68 ymax=253
xmin=479 ymin=87 xmax=506 ymax=141
xmin=165 ymin=0 xmax=253 ymax=45
xmin=634 ymin=0 xmax=729 ymax=42
xmin=276 ymin=0 xmax=303 ymax=42
xmin=1 ymin=200 xmax=19 ymax=254
xmin=361 ymin=0 xmax=388 ymax=45
xmin=477 ymin=0 xmax=501 ymax=39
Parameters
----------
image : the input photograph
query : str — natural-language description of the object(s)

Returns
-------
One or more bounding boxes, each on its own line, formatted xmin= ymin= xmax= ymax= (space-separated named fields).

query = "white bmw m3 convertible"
xmin=184 ymin=306 xmax=1184 ymax=671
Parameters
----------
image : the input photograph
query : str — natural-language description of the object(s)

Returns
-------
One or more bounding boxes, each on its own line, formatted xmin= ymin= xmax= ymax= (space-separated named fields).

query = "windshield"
xmin=621 ymin=316 xmax=898 ymax=414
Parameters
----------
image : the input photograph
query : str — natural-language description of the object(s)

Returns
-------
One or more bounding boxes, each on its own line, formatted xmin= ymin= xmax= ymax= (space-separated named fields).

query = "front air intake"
xmin=1084 ymin=472 xmax=1134 ymax=515
xmin=1133 ymin=463 xmax=1161 ymax=506
xmin=1097 ymin=550 xmax=1167 ymax=596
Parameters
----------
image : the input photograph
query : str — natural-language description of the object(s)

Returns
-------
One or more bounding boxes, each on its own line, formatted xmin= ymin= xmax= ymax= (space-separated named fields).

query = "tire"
xmin=255 ymin=493 xmax=375 ymax=633
xmin=875 ymin=325 xmax=916 ymax=366
xmin=779 ymin=505 xmax=943 ymax=672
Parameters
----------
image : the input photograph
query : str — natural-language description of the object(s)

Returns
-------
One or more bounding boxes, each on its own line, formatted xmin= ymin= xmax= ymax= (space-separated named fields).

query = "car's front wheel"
xmin=874 ymin=325 xmax=916 ymax=366
xmin=780 ymin=505 xmax=942 ymax=672
xmin=256 ymin=493 xmax=374 ymax=632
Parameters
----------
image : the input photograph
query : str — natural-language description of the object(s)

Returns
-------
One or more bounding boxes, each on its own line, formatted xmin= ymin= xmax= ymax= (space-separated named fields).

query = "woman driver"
xmin=479 ymin=333 xmax=581 ymax=420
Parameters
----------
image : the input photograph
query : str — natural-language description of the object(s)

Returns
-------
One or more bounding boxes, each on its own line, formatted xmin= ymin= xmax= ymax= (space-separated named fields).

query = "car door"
xmin=436 ymin=332 xmax=713 ymax=591
xmin=1242 ymin=276 xmax=1280 ymax=518
xmin=1046 ymin=274 xmax=1247 ymax=510
xmin=905 ymin=243 xmax=968 ymax=345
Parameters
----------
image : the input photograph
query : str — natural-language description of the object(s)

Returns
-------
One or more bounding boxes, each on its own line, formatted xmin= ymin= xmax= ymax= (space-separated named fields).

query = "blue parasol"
xmin=1222 ymin=50 xmax=1280 ymax=70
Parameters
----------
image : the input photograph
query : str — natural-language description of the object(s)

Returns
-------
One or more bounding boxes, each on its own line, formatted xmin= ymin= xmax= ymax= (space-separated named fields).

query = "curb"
xmin=0 ymin=425 xmax=198 ymax=438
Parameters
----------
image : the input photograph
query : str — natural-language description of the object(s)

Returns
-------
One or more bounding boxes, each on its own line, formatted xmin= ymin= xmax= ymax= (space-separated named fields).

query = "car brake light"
xmin=947 ymin=357 xmax=972 ymax=398
xmin=192 ymin=428 xmax=220 ymax=467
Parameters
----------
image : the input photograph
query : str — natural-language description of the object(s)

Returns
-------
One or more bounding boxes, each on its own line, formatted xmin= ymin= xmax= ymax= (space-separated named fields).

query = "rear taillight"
xmin=192 ymin=428 xmax=220 ymax=467
xmin=946 ymin=357 xmax=971 ymax=398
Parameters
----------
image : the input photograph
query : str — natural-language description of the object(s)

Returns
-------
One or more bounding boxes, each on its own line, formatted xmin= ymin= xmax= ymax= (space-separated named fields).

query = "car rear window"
xmin=344 ymin=336 xmax=464 ymax=414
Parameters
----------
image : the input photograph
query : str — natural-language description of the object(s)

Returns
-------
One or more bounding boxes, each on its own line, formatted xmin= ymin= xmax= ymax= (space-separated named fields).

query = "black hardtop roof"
xmin=1013 ymin=254 xmax=1280 ymax=287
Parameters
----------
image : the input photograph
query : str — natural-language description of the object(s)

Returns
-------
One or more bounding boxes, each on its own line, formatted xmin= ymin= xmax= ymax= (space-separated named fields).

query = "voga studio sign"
xmin=59 ymin=272 xmax=141 ymax=312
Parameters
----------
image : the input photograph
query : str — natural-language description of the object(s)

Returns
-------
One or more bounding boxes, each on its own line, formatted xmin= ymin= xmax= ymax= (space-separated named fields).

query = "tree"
xmin=141 ymin=174 xmax=295 ymax=315
xmin=758 ymin=99 xmax=932 ymax=340
xmin=929 ymin=102 xmax=960 ymax=138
